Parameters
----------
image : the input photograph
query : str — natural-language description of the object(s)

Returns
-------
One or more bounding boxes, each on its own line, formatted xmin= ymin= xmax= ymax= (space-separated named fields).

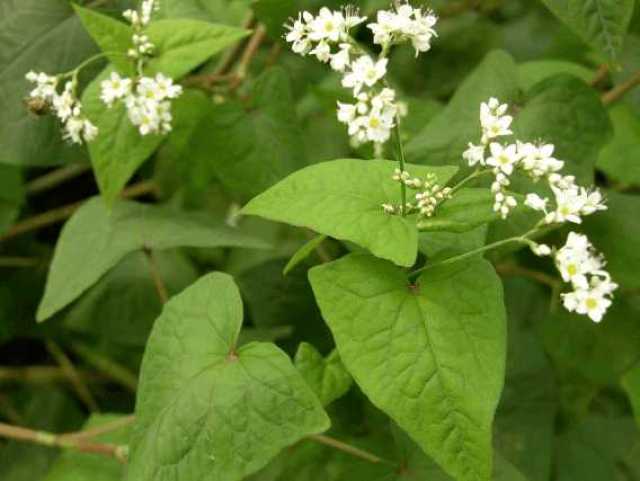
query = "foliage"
xmin=0 ymin=1 xmax=639 ymax=481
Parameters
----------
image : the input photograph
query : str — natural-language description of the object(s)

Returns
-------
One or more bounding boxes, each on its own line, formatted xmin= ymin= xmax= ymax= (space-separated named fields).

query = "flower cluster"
xmin=382 ymin=168 xmax=452 ymax=217
xmin=368 ymin=3 xmax=438 ymax=56
xmin=555 ymin=233 xmax=617 ymax=322
xmin=285 ymin=3 xmax=437 ymax=147
xmin=464 ymin=98 xmax=606 ymax=222
xmin=100 ymin=72 xmax=182 ymax=136
xmin=26 ymin=72 xmax=98 ymax=145
xmin=124 ymin=0 xmax=158 ymax=59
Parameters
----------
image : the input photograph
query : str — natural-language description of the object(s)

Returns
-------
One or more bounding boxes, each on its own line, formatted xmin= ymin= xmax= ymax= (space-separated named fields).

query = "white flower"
xmin=152 ymin=73 xmax=182 ymax=99
xmin=364 ymin=110 xmax=394 ymax=143
xmin=309 ymin=7 xmax=345 ymax=43
xmin=518 ymin=142 xmax=564 ymax=179
xmin=580 ymin=188 xmax=607 ymax=215
xmin=569 ymin=288 xmax=612 ymax=323
xmin=310 ymin=41 xmax=331 ymax=63
xmin=463 ymin=143 xmax=485 ymax=167
xmin=337 ymin=102 xmax=357 ymax=123
xmin=343 ymin=6 xmax=367 ymax=29
xmin=82 ymin=119 xmax=99 ymax=142
xmin=52 ymin=82 xmax=76 ymax=122
xmin=524 ymin=193 xmax=548 ymax=212
xmin=368 ymin=10 xmax=397 ymax=46
xmin=548 ymin=186 xmax=586 ymax=224
xmin=342 ymin=56 xmax=388 ymax=94
xmin=330 ymin=44 xmax=351 ymax=71
xmin=367 ymin=4 xmax=437 ymax=56
xmin=486 ymin=143 xmax=520 ymax=175
xmin=480 ymin=98 xmax=512 ymax=143
xmin=100 ymin=72 xmax=132 ymax=107
xmin=26 ymin=71 xmax=58 ymax=101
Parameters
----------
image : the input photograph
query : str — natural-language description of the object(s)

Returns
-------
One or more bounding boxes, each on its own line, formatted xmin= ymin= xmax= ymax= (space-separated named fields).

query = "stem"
xmin=0 ymin=421 xmax=129 ymax=463
xmin=0 ymin=257 xmax=42 ymax=268
xmin=0 ymin=366 xmax=109 ymax=386
xmin=26 ymin=164 xmax=91 ymax=196
xmin=144 ymin=248 xmax=169 ymax=304
xmin=394 ymin=120 xmax=408 ymax=216
xmin=70 ymin=342 xmax=138 ymax=393
xmin=409 ymin=235 xmax=532 ymax=279
xmin=230 ymin=24 xmax=268 ymax=90
xmin=449 ymin=168 xmax=492 ymax=195
xmin=602 ymin=70 xmax=640 ymax=106
xmin=307 ymin=434 xmax=393 ymax=465
xmin=0 ymin=180 xmax=157 ymax=243
xmin=46 ymin=341 xmax=99 ymax=413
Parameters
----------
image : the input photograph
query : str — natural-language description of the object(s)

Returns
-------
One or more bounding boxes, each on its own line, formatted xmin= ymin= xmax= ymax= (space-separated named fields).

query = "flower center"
xmin=586 ymin=298 xmax=598 ymax=310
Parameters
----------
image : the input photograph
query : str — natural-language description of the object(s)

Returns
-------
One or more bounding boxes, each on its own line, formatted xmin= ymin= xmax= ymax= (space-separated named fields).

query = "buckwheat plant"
xmin=24 ymin=0 xmax=182 ymax=141
xmin=285 ymin=3 xmax=616 ymax=324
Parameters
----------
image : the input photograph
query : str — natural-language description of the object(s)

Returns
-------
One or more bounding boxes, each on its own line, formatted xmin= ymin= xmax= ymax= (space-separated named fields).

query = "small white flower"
xmin=524 ymin=193 xmax=548 ymax=212
xmin=548 ymin=186 xmax=586 ymax=224
xmin=100 ymin=72 xmax=132 ymax=107
xmin=309 ymin=7 xmax=346 ymax=43
xmin=463 ymin=143 xmax=486 ymax=167
xmin=580 ymin=188 xmax=607 ymax=215
xmin=330 ymin=44 xmax=351 ymax=71
xmin=310 ymin=41 xmax=331 ymax=63
xmin=486 ymin=143 xmax=520 ymax=175
xmin=342 ymin=56 xmax=388 ymax=94
xmin=337 ymin=102 xmax=357 ymax=124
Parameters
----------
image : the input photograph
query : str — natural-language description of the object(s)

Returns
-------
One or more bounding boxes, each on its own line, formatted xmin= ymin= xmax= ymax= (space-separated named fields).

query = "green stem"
xmin=394 ymin=119 xmax=408 ymax=216
xmin=409 ymin=234 xmax=536 ymax=280
xmin=449 ymin=168 xmax=492 ymax=195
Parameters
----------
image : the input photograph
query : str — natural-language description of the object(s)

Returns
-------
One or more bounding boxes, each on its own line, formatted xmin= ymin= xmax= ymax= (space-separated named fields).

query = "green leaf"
xmin=517 ymin=60 xmax=594 ymax=91
xmin=37 ymin=197 xmax=269 ymax=321
xmin=82 ymin=22 xmax=247 ymax=205
xmin=284 ymin=235 xmax=328 ymax=275
xmin=596 ymin=104 xmax=640 ymax=186
xmin=405 ymin=50 xmax=520 ymax=166
xmin=129 ymin=272 xmax=330 ymax=481
xmin=0 ymin=0 xmax=96 ymax=166
xmin=72 ymin=4 xmax=134 ymax=74
xmin=157 ymin=0 xmax=251 ymax=25
xmin=309 ymin=254 xmax=507 ymax=481
xmin=82 ymin=66 xmax=164 ymax=206
xmin=242 ymin=159 xmax=458 ymax=267
xmin=539 ymin=0 xmax=635 ymax=61
xmin=0 ymin=165 xmax=24 ymax=235
xmin=419 ymin=226 xmax=488 ymax=261
xmin=207 ymin=67 xmax=309 ymax=199
xmin=43 ymin=414 xmax=131 ymax=481
xmin=513 ymin=74 xmax=612 ymax=183
xmin=294 ymin=343 xmax=352 ymax=406
xmin=146 ymin=19 xmax=249 ymax=78
xmin=63 ymin=250 xmax=198 ymax=346
xmin=623 ymin=364 xmax=640 ymax=429
xmin=583 ymin=190 xmax=640 ymax=289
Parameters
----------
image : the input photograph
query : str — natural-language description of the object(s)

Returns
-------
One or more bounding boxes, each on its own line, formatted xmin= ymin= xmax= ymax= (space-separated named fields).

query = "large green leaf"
xmin=0 ymin=165 xmax=23 ymax=234
xmin=37 ymin=197 xmax=269 ymax=321
xmin=405 ymin=50 xmax=520 ymax=166
xmin=583 ymin=190 xmax=640 ymax=289
xmin=0 ymin=0 xmax=96 ymax=166
xmin=129 ymin=272 xmax=330 ymax=481
xmin=82 ymin=22 xmax=247 ymax=205
xmin=596 ymin=104 xmax=640 ymax=186
xmin=309 ymin=254 xmax=507 ymax=481
xmin=63 ymin=250 xmax=199 ymax=346
xmin=517 ymin=60 xmax=594 ymax=91
xmin=72 ymin=4 xmax=134 ymax=74
xmin=43 ymin=414 xmax=131 ymax=481
xmin=623 ymin=363 xmax=640 ymax=429
xmin=539 ymin=0 xmax=635 ymax=61
xmin=294 ymin=343 xmax=353 ymax=406
xmin=417 ymin=189 xmax=497 ymax=234
xmin=242 ymin=158 xmax=458 ymax=267
xmin=157 ymin=0 xmax=251 ymax=25
xmin=206 ymin=67 xmax=309 ymax=199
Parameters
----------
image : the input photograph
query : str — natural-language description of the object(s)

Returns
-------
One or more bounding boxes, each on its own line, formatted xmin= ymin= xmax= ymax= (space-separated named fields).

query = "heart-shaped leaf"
xmin=309 ymin=253 xmax=507 ymax=481
xmin=129 ymin=273 xmax=330 ymax=481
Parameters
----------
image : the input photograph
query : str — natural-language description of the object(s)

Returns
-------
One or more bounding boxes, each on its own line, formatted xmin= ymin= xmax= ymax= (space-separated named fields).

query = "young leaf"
xmin=309 ymin=254 xmax=507 ymax=481
xmin=43 ymin=414 xmax=131 ymax=481
xmin=284 ymin=235 xmax=328 ymax=275
xmin=129 ymin=273 xmax=330 ymax=481
xmin=0 ymin=0 xmax=95 ymax=166
xmin=37 ymin=197 xmax=269 ymax=322
xmin=145 ymin=19 xmax=249 ymax=78
xmin=72 ymin=4 xmax=134 ymax=74
xmin=242 ymin=159 xmax=458 ymax=267
xmin=539 ymin=0 xmax=635 ymax=62
xmin=82 ymin=66 xmax=164 ymax=206
xmin=405 ymin=50 xmax=520 ymax=166
xmin=82 ymin=23 xmax=247 ymax=205
xmin=294 ymin=343 xmax=352 ymax=406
